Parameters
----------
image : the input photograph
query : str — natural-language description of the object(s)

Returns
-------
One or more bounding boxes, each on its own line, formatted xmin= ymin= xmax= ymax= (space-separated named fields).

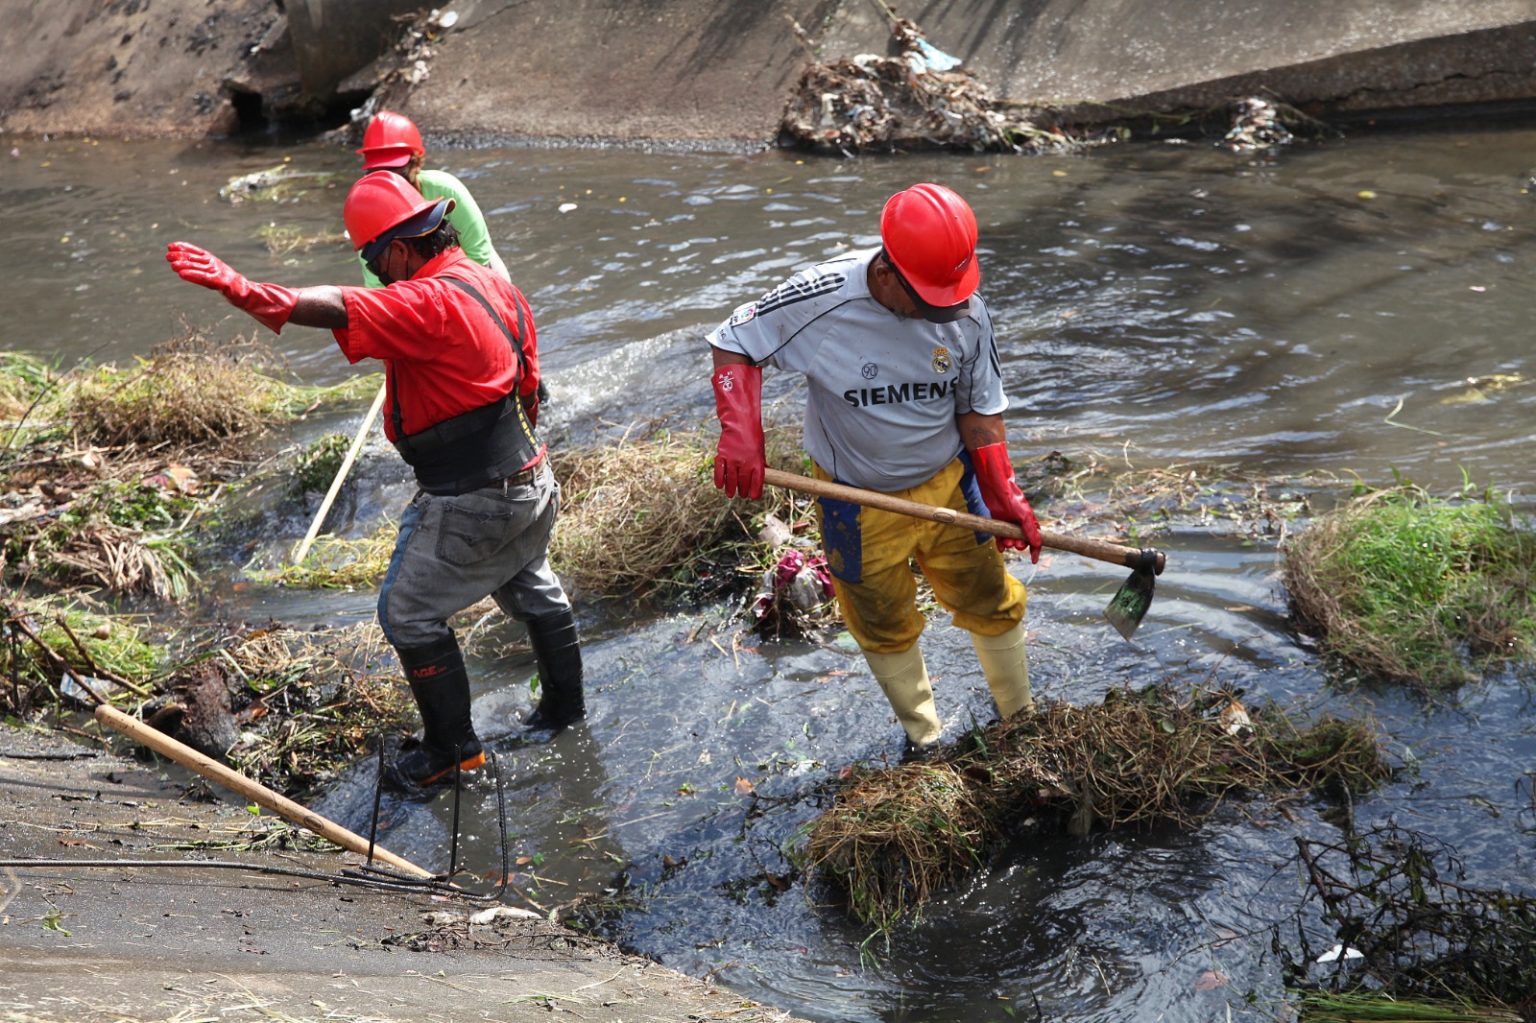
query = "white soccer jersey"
xmin=708 ymin=247 xmax=1009 ymax=492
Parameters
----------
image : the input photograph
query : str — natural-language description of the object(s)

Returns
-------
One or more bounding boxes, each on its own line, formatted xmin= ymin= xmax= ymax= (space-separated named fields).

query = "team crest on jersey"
xmin=931 ymin=347 xmax=952 ymax=374
xmin=728 ymin=302 xmax=758 ymax=326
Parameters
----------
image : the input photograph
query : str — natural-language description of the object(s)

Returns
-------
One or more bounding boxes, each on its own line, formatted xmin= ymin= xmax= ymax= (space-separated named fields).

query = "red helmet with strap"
xmin=343 ymin=171 xmax=452 ymax=255
xmin=879 ymin=183 xmax=981 ymax=308
xmin=356 ymin=110 xmax=425 ymax=170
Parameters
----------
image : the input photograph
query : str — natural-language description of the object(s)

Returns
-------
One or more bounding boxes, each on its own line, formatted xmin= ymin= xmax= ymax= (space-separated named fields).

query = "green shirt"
xmin=357 ymin=168 xmax=501 ymax=288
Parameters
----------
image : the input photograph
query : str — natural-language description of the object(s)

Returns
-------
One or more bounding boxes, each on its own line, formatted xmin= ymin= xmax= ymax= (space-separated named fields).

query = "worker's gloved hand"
xmin=166 ymin=241 xmax=299 ymax=334
xmin=972 ymin=442 xmax=1042 ymax=563
xmin=711 ymin=362 xmax=765 ymax=500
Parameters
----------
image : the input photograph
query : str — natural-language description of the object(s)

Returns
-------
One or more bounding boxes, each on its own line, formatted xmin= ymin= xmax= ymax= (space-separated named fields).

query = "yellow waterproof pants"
xmin=814 ymin=459 xmax=1026 ymax=650
xmin=814 ymin=458 xmax=1029 ymax=742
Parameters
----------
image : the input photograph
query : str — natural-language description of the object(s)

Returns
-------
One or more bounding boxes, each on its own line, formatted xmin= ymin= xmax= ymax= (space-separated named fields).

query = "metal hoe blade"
xmin=1104 ymin=568 xmax=1155 ymax=639
xmin=1103 ymin=547 xmax=1163 ymax=640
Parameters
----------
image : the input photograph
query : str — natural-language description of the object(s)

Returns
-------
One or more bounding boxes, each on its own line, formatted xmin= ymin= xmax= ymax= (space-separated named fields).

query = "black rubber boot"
xmin=523 ymin=609 xmax=585 ymax=731
xmin=386 ymin=636 xmax=485 ymax=791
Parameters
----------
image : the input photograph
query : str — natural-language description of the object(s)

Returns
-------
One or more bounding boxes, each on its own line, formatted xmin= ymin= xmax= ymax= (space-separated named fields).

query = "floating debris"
xmin=1221 ymin=97 xmax=1294 ymax=151
xmin=1285 ymin=824 xmax=1536 ymax=1019
xmin=1440 ymin=372 xmax=1527 ymax=406
xmin=749 ymin=522 xmax=837 ymax=639
xmin=256 ymin=222 xmax=349 ymax=256
xmin=218 ymin=164 xmax=339 ymax=204
xmin=781 ymin=16 xmax=1097 ymax=155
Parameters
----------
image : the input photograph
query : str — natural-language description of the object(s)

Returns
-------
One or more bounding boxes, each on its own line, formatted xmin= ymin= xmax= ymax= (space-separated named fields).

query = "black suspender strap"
xmin=441 ymin=275 xmax=529 ymax=379
xmin=388 ymin=273 xmax=530 ymax=441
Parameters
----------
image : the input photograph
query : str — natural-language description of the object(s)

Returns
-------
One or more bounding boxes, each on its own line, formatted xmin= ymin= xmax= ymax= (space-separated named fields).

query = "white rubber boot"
xmin=971 ymin=620 xmax=1033 ymax=720
xmin=863 ymin=645 xmax=941 ymax=747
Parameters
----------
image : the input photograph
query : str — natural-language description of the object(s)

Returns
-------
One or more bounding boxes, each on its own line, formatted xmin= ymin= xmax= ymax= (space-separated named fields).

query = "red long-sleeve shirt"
xmin=332 ymin=248 xmax=539 ymax=442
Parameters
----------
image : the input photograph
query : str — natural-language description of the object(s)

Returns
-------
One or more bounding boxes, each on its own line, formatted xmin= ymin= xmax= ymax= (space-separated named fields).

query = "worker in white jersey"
xmin=706 ymin=182 xmax=1043 ymax=760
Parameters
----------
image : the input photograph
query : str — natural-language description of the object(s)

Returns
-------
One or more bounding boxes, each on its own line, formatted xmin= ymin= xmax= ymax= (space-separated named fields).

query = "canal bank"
xmin=0 ymin=727 xmax=808 ymax=1023
xmin=3 ymin=1 xmax=1536 ymax=143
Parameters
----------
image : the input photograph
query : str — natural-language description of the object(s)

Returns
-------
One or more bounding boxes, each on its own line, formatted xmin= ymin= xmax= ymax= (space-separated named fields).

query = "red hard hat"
xmin=879 ymin=183 xmax=981 ymax=308
xmin=343 ymin=171 xmax=453 ymax=255
xmin=356 ymin=110 xmax=425 ymax=170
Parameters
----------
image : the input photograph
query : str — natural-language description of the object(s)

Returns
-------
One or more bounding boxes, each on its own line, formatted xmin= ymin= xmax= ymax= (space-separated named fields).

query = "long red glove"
xmin=711 ymin=362 xmax=765 ymax=500
xmin=972 ymin=442 xmax=1043 ymax=563
xmin=166 ymin=241 xmax=299 ymax=334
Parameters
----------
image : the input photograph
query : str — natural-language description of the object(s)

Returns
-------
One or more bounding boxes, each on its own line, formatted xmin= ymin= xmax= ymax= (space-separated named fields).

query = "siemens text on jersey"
xmin=843 ymin=379 xmax=953 ymax=408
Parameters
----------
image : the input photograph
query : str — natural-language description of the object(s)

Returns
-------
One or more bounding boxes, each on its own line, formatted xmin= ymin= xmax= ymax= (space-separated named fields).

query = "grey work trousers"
xmin=378 ymin=461 xmax=572 ymax=651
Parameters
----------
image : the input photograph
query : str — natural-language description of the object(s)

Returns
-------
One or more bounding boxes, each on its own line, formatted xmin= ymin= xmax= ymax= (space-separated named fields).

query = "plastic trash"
xmin=907 ymin=39 xmax=961 ymax=74
xmin=59 ymin=675 xmax=117 ymax=707
xmin=1315 ymin=944 xmax=1364 ymax=963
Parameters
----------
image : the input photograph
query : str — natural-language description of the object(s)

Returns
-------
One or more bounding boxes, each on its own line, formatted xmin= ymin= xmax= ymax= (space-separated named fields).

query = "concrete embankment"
xmin=0 ymin=729 xmax=806 ymax=1023
xmin=3 ymin=0 xmax=1536 ymax=143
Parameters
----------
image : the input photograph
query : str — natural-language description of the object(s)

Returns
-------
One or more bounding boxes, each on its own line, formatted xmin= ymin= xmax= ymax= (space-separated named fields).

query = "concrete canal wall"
xmin=3 ymin=0 xmax=1536 ymax=141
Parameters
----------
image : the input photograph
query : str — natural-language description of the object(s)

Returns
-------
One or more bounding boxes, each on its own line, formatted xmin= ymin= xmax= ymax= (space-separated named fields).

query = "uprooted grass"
xmin=798 ymin=684 xmax=1389 ymax=935
xmin=0 ymin=335 xmax=379 ymax=599
xmin=260 ymin=526 xmax=397 ymax=590
xmin=1283 ymin=482 xmax=1536 ymax=690
xmin=207 ymin=622 xmax=414 ymax=798
xmin=546 ymin=425 xmax=755 ymax=599
xmin=265 ymin=424 xmax=807 ymax=602
xmin=3 ymin=595 xmax=413 ymax=799
xmin=1295 ymin=992 xmax=1522 ymax=1023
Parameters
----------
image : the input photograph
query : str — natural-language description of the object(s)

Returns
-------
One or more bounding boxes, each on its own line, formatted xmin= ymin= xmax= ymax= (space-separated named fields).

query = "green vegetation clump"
xmin=66 ymin=339 xmax=373 ymax=451
xmin=7 ymin=479 xmax=201 ymax=600
xmin=1283 ymin=484 xmax=1536 ymax=689
xmin=1 ymin=596 xmax=160 ymax=718
xmin=0 ymin=351 xmax=54 ymax=427
xmin=263 ymin=526 xmax=395 ymax=590
xmin=799 ymin=685 xmax=1389 ymax=936
xmin=289 ymin=432 xmax=351 ymax=496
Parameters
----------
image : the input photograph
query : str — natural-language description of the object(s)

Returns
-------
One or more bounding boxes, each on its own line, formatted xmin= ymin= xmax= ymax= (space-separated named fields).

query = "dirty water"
xmin=2 ymin=128 xmax=1535 ymax=1023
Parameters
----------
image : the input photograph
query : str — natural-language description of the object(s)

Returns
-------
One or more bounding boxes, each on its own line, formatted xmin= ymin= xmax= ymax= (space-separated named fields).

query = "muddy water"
xmin=3 ymin=129 xmax=1535 ymax=1022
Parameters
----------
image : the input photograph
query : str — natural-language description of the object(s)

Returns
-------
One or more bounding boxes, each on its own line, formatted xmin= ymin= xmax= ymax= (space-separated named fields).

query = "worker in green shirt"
xmin=355 ymin=109 xmax=510 ymax=286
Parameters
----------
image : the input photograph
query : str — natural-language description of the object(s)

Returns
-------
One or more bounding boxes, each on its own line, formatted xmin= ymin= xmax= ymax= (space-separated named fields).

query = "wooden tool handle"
xmin=762 ymin=467 xmax=1165 ymax=574
xmin=94 ymin=704 xmax=433 ymax=879
xmin=293 ymin=380 xmax=387 ymax=565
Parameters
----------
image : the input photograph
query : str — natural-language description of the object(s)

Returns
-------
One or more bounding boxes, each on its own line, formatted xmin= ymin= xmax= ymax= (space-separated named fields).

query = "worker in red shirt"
xmin=165 ymin=172 xmax=584 ymax=792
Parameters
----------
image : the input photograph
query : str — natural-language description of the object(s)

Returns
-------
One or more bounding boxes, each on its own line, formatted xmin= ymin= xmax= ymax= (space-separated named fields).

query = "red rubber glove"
xmin=711 ymin=362 xmax=765 ymax=499
xmin=166 ymin=241 xmax=299 ymax=334
xmin=972 ymin=442 xmax=1043 ymax=563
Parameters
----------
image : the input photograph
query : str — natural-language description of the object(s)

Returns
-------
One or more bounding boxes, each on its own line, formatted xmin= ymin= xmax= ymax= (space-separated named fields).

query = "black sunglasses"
xmin=363 ymin=236 xmax=397 ymax=281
